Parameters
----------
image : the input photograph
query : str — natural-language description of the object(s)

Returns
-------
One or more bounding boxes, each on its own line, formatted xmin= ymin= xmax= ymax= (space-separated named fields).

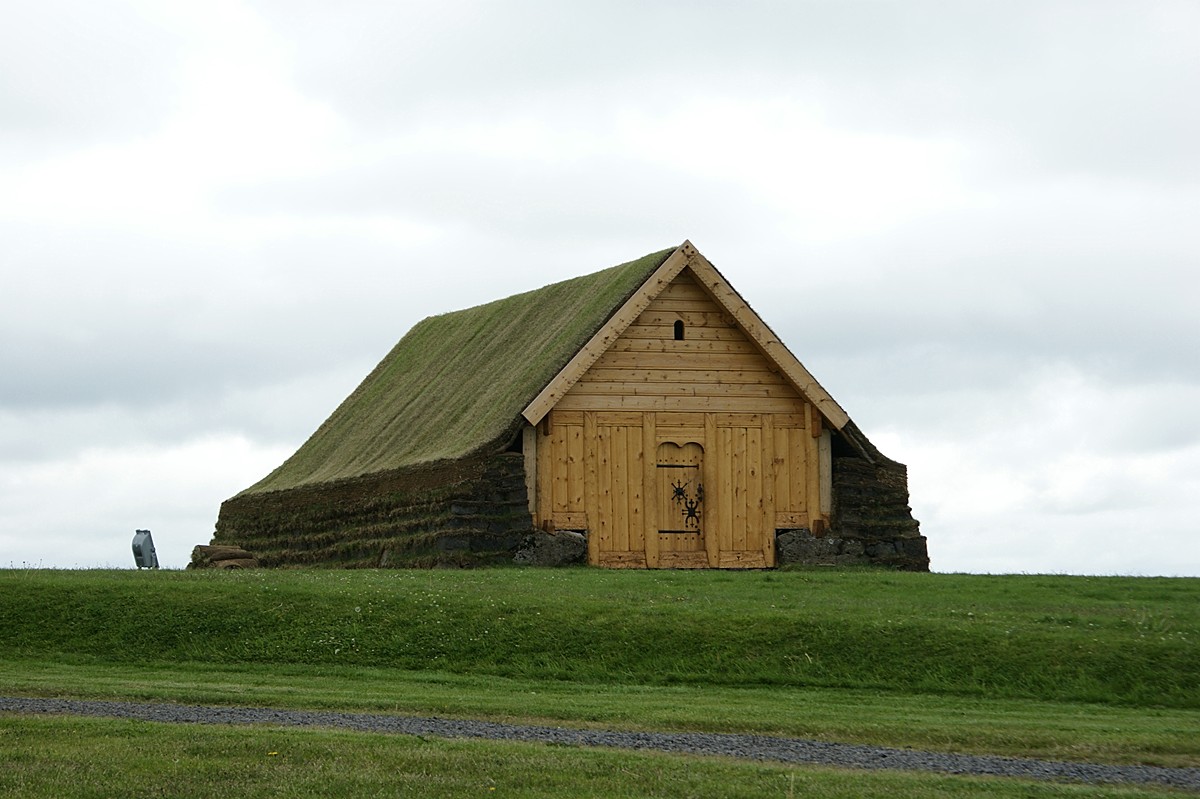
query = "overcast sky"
xmin=2 ymin=1 xmax=1197 ymax=574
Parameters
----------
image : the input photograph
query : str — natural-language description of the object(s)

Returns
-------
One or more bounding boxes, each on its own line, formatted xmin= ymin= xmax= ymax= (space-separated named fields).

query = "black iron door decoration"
xmin=671 ymin=478 xmax=704 ymax=528
xmin=657 ymin=441 xmax=704 ymax=536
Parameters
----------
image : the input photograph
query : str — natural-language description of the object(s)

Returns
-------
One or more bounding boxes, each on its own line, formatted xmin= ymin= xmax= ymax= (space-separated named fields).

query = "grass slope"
xmin=3 ymin=568 xmax=1199 ymax=784
xmin=2 ymin=569 xmax=1196 ymax=707
xmin=5 ymin=715 xmax=1186 ymax=799
xmin=4 ymin=659 xmax=1197 ymax=767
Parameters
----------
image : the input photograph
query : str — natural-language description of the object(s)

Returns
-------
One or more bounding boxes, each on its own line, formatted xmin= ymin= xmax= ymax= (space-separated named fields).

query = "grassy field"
xmin=2 ymin=568 xmax=1198 ymax=795
xmin=5 ymin=714 xmax=1192 ymax=799
xmin=1 ymin=714 xmax=1190 ymax=799
xmin=3 ymin=568 xmax=1196 ymax=704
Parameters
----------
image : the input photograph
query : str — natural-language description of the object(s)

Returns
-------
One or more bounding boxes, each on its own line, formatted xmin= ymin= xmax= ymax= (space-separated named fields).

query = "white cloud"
xmin=611 ymin=97 xmax=971 ymax=242
xmin=0 ymin=0 xmax=184 ymax=155
xmin=0 ymin=5 xmax=345 ymax=228
xmin=0 ymin=435 xmax=290 ymax=569
xmin=880 ymin=367 xmax=1200 ymax=575
xmin=0 ymin=0 xmax=1195 ymax=574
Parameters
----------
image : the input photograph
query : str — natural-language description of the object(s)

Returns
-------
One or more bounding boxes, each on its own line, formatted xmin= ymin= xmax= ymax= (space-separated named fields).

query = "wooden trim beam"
xmin=522 ymin=244 xmax=692 ymax=426
xmin=682 ymin=248 xmax=851 ymax=431
xmin=522 ymin=424 xmax=538 ymax=518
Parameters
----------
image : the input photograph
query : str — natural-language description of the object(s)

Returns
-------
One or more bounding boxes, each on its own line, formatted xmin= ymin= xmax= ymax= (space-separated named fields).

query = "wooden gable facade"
xmin=522 ymin=242 xmax=852 ymax=569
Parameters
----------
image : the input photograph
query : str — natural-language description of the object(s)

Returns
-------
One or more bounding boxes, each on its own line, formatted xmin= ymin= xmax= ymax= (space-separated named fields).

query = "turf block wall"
xmin=212 ymin=453 xmax=534 ymax=568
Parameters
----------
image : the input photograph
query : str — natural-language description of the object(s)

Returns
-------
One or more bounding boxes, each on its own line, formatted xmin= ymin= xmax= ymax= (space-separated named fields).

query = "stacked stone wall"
xmin=820 ymin=453 xmax=927 ymax=571
xmin=777 ymin=424 xmax=928 ymax=571
xmin=212 ymin=453 xmax=534 ymax=568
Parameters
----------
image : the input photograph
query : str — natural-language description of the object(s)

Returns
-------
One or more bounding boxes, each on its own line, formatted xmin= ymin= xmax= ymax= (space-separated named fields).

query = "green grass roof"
xmin=241 ymin=246 xmax=676 ymax=495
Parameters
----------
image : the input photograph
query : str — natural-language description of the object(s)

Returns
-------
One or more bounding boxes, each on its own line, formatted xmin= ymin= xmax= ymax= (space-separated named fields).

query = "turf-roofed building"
xmin=207 ymin=242 xmax=927 ymax=570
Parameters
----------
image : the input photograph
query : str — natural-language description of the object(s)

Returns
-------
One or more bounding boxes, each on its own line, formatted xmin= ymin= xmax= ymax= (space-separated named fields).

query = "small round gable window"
xmin=673 ymin=320 xmax=685 ymax=341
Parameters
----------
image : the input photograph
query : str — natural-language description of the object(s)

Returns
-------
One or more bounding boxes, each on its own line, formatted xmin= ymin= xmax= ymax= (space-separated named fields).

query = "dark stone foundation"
xmin=513 ymin=530 xmax=588 ymax=566
xmin=776 ymin=528 xmax=928 ymax=570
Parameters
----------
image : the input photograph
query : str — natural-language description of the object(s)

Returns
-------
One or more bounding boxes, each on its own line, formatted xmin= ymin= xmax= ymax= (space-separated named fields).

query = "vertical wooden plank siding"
xmin=747 ymin=425 xmax=762 ymax=554
xmin=819 ymin=428 xmax=832 ymax=517
xmin=732 ymin=427 xmax=747 ymax=551
xmin=761 ymin=414 xmax=776 ymax=566
xmin=718 ymin=427 xmax=734 ymax=555
xmin=587 ymin=421 xmax=650 ymax=566
xmin=792 ymin=426 xmax=808 ymax=515
xmin=598 ymin=424 xmax=613 ymax=553
xmin=568 ymin=424 xmax=585 ymax=511
xmin=552 ymin=422 xmax=569 ymax=515
xmin=627 ymin=427 xmax=644 ymax=553
xmin=643 ymin=413 xmax=659 ymax=567
xmin=612 ymin=426 xmax=628 ymax=552
xmin=773 ymin=425 xmax=790 ymax=517
xmin=583 ymin=411 xmax=599 ymax=564
xmin=704 ymin=412 xmax=719 ymax=567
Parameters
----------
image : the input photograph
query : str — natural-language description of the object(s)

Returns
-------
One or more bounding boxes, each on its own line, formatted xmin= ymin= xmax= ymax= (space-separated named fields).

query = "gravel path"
xmin=3 ymin=696 xmax=1198 ymax=791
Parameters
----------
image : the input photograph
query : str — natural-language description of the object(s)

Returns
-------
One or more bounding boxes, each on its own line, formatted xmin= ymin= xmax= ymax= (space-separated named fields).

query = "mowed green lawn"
xmin=0 ymin=710 xmax=1190 ymax=796
xmin=2 ymin=568 xmax=1198 ymax=796
xmin=1 ymin=714 xmax=1190 ymax=799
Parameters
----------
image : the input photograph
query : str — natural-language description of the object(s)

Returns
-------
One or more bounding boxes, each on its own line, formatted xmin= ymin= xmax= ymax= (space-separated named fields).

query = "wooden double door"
xmin=538 ymin=410 xmax=821 ymax=569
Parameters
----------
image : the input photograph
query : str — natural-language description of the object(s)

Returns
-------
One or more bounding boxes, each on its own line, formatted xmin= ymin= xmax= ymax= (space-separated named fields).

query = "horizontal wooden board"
xmin=713 ymin=412 xmax=763 ymax=427
xmin=621 ymin=324 xmax=745 ymax=341
xmin=554 ymin=394 xmax=804 ymax=413
xmin=549 ymin=410 xmax=584 ymax=425
xmin=596 ymin=551 xmax=648 ymax=568
xmin=656 ymin=281 xmax=710 ymax=301
xmin=718 ymin=551 xmax=768 ymax=569
xmin=773 ymin=413 xmax=808 ymax=428
xmin=551 ymin=511 xmax=587 ymax=529
xmin=567 ymin=382 xmax=800 ymax=399
xmin=594 ymin=351 xmax=778 ymax=371
xmin=657 ymin=551 xmax=710 ymax=569
xmin=656 ymin=412 xmax=706 ymax=427
xmin=579 ymin=367 xmax=783 ymax=385
xmin=595 ymin=411 xmax=644 ymax=426
xmin=776 ymin=511 xmax=809 ymax=527
xmin=657 ymin=429 xmax=705 ymax=444
xmin=644 ymin=298 xmax=723 ymax=313
xmin=635 ymin=310 xmax=732 ymax=327
xmin=657 ymin=532 xmax=704 ymax=552
xmin=609 ymin=338 xmax=759 ymax=355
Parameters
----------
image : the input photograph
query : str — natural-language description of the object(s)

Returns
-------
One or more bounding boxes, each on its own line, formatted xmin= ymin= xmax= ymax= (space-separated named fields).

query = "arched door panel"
xmin=656 ymin=441 xmax=708 ymax=567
